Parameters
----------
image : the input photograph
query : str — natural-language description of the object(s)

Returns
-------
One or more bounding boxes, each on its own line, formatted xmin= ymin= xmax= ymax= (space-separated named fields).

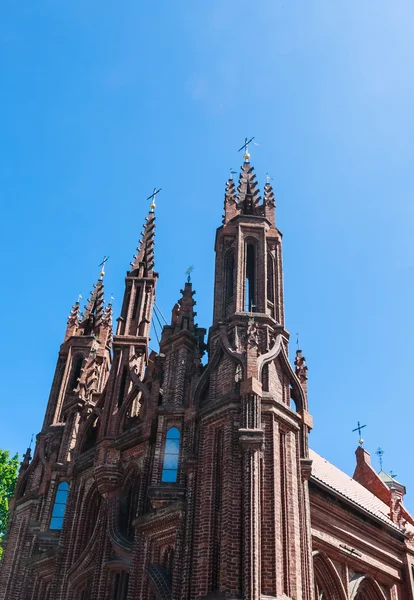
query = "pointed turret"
xmin=170 ymin=281 xmax=197 ymax=335
xmin=263 ymin=181 xmax=276 ymax=226
xmin=65 ymin=301 xmax=81 ymax=341
xmin=237 ymin=162 xmax=261 ymax=215
xmin=223 ymin=177 xmax=238 ymax=224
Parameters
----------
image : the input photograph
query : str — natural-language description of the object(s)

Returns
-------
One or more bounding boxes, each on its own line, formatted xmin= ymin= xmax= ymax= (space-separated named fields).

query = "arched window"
xmin=50 ymin=482 xmax=69 ymax=530
xmin=81 ymin=415 xmax=99 ymax=452
xmin=267 ymin=253 xmax=275 ymax=304
xmin=161 ymin=427 xmax=180 ymax=483
xmin=112 ymin=572 xmax=130 ymax=600
xmin=245 ymin=243 xmax=256 ymax=311
xmin=69 ymin=355 xmax=84 ymax=392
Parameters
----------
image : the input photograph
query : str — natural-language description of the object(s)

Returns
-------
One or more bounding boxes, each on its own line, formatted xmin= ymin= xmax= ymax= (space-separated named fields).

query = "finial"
xmin=266 ymin=173 xmax=273 ymax=184
xmin=77 ymin=293 xmax=83 ymax=304
xmin=109 ymin=294 xmax=115 ymax=305
xmin=296 ymin=332 xmax=300 ymax=350
xmin=185 ymin=265 xmax=195 ymax=283
xmin=352 ymin=421 xmax=367 ymax=446
xmin=147 ymin=187 xmax=162 ymax=212
xmin=99 ymin=256 xmax=109 ymax=279
xmin=29 ymin=433 xmax=34 ymax=450
xmin=238 ymin=136 xmax=256 ymax=162
xmin=229 ymin=168 xmax=237 ymax=181
xmin=376 ymin=447 xmax=384 ymax=471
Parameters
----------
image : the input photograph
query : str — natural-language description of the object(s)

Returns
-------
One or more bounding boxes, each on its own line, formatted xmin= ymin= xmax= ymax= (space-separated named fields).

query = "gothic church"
xmin=1 ymin=153 xmax=414 ymax=600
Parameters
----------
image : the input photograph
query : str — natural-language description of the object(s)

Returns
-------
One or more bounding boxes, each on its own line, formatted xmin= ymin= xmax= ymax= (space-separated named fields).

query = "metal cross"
xmin=352 ymin=421 xmax=367 ymax=445
xmin=185 ymin=265 xmax=195 ymax=283
xmin=77 ymin=293 xmax=83 ymax=304
xmin=99 ymin=256 xmax=109 ymax=279
xmin=147 ymin=188 xmax=162 ymax=212
xmin=229 ymin=168 xmax=237 ymax=180
xmin=238 ymin=136 xmax=255 ymax=160
xmin=266 ymin=173 xmax=273 ymax=183
xmin=296 ymin=332 xmax=300 ymax=350
xmin=376 ymin=447 xmax=384 ymax=471
xmin=109 ymin=294 xmax=115 ymax=304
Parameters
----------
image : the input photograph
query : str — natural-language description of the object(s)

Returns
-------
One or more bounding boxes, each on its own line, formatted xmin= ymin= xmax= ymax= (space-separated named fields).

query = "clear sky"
xmin=1 ymin=1 xmax=414 ymax=509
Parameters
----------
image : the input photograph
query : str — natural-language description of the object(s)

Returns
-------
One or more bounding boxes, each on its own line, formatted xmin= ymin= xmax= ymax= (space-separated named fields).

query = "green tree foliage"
xmin=0 ymin=450 xmax=19 ymax=560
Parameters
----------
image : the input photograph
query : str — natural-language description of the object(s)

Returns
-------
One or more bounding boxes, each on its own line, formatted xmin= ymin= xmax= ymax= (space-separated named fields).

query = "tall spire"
xmin=80 ymin=278 xmax=105 ymax=334
xmin=129 ymin=210 xmax=156 ymax=277
xmin=237 ymin=162 xmax=261 ymax=215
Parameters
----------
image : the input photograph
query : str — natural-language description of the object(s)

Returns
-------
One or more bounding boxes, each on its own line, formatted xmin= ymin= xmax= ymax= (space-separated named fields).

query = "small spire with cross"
xmin=376 ymin=447 xmax=384 ymax=471
xmin=147 ymin=188 xmax=162 ymax=212
xmin=352 ymin=421 xmax=367 ymax=446
xmin=238 ymin=136 xmax=256 ymax=162
xmin=99 ymin=256 xmax=109 ymax=280
xmin=185 ymin=265 xmax=195 ymax=283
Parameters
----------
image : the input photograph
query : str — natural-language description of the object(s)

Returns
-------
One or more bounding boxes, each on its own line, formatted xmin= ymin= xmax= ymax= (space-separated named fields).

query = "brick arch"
xmin=313 ymin=552 xmax=347 ymax=600
xmin=117 ymin=370 xmax=150 ymax=433
xmin=76 ymin=408 xmax=102 ymax=455
xmin=350 ymin=575 xmax=388 ymax=600
xmin=147 ymin=564 xmax=172 ymax=600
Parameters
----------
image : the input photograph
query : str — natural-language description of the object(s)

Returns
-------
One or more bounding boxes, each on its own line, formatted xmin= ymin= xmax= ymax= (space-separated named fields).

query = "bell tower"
xmin=191 ymin=150 xmax=314 ymax=600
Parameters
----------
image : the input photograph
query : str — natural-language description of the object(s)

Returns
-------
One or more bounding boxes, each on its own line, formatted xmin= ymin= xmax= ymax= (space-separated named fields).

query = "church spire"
xmin=237 ymin=161 xmax=261 ymax=215
xmin=80 ymin=277 xmax=105 ymax=334
xmin=263 ymin=180 xmax=276 ymax=226
xmin=128 ymin=209 xmax=156 ymax=277
xmin=223 ymin=176 xmax=238 ymax=224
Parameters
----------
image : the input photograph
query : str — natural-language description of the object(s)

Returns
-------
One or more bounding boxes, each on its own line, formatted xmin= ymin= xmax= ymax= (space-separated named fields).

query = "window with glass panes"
xmin=161 ymin=428 xmax=180 ymax=482
xmin=50 ymin=482 xmax=69 ymax=530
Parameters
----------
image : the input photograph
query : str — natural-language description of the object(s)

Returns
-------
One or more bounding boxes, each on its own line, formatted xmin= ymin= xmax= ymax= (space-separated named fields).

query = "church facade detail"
xmin=1 ymin=157 xmax=414 ymax=600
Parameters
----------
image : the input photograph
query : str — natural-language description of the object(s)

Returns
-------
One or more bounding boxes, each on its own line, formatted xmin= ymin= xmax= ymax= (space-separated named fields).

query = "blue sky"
xmin=1 ymin=1 xmax=414 ymax=508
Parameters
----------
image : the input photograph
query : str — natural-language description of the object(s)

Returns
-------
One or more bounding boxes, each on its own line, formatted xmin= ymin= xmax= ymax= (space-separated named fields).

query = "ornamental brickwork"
xmin=1 ymin=160 xmax=414 ymax=600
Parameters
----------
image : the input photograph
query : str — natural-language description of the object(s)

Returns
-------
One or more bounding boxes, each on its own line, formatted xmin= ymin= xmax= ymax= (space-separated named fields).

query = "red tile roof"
xmin=310 ymin=449 xmax=399 ymax=530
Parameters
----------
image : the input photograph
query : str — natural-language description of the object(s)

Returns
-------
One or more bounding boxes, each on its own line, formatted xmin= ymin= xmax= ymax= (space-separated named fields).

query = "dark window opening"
xmin=225 ymin=252 xmax=234 ymax=300
xmin=131 ymin=287 xmax=141 ymax=321
xmin=118 ymin=366 xmax=128 ymax=408
xmin=245 ymin=243 xmax=256 ymax=311
xmin=82 ymin=416 xmax=99 ymax=452
xmin=69 ymin=355 xmax=84 ymax=392
xmin=267 ymin=254 xmax=275 ymax=304
xmin=181 ymin=317 xmax=189 ymax=330
xmin=262 ymin=364 xmax=269 ymax=392
xmin=119 ymin=483 xmax=139 ymax=540
xmin=161 ymin=427 xmax=180 ymax=483
xmin=50 ymin=482 xmax=69 ymax=530
xmin=112 ymin=572 xmax=129 ymax=600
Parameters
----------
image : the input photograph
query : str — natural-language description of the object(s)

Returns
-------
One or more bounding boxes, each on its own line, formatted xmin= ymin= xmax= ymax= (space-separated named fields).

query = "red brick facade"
xmin=1 ymin=159 xmax=414 ymax=600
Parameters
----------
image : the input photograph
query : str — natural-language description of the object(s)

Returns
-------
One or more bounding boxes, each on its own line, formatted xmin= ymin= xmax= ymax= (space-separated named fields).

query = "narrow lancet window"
xmin=118 ymin=366 xmax=128 ymax=408
xmin=225 ymin=252 xmax=234 ymax=300
xmin=69 ymin=355 xmax=83 ymax=392
xmin=50 ymin=482 xmax=69 ymax=530
xmin=245 ymin=243 xmax=256 ymax=311
xmin=267 ymin=254 xmax=275 ymax=304
xmin=161 ymin=427 xmax=180 ymax=483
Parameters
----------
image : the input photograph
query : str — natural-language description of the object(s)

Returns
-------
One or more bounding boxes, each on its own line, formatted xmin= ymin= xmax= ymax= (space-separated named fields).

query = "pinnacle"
xmin=223 ymin=178 xmax=238 ymax=224
xmin=129 ymin=210 xmax=156 ymax=277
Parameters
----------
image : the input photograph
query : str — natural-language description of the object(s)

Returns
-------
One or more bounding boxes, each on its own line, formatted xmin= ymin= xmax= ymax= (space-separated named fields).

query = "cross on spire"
xmin=99 ymin=256 xmax=109 ymax=279
xmin=376 ymin=447 xmax=384 ymax=470
xmin=238 ymin=136 xmax=255 ymax=162
xmin=352 ymin=421 xmax=367 ymax=446
xmin=185 ymin=265 xmax=195 ymax=283
xmin=147 ymin=187 xmax=162 ymax=212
